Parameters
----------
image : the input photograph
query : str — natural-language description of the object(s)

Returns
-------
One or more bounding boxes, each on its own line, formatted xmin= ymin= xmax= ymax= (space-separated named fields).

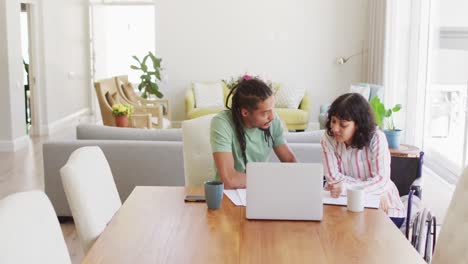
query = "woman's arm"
xmin=338 ymin=131 xmax=392 ymax=196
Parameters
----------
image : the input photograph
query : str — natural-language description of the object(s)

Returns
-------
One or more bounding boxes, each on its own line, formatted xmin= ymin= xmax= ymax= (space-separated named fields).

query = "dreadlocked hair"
xmin=225 ymin=78 xmax=274 ymax=166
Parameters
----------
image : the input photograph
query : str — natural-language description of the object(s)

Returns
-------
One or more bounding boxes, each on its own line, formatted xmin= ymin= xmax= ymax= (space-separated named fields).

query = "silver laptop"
xmin=246 ymin=162 xmax=323 ymax=221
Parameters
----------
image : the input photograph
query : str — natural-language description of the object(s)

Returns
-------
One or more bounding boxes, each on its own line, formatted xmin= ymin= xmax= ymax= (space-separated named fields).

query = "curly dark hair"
xmin=225 ymin=78 xmax=274 ymax=166
xmin=325 ymin=93 xmax=376 ymax=149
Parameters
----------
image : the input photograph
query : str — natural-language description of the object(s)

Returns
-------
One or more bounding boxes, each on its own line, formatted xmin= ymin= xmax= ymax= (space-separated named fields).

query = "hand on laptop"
xmin=328 ymin=181 xmax=343 ymax=198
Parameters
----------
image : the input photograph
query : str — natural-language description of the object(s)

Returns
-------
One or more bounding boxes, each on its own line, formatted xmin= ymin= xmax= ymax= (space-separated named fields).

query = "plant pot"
xmin=384 ymin=129 xmax=402 ymax=149
xmin=115 ymin=115 xmax=129 ymax=127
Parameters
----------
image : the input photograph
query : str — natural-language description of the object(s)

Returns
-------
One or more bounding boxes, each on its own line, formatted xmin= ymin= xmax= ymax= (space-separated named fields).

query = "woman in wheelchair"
xmin=320 ymin=93 xmax=406 ymax=227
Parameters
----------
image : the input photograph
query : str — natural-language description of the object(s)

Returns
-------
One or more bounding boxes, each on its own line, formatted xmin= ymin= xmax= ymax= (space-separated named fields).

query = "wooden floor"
xmin=0 ymin=115 xmax=455 ymax=264
xmin=0 ymin=119 xmax=89 ymax=264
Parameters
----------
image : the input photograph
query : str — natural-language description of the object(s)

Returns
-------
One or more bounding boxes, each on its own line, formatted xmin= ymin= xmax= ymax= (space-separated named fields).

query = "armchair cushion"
xmin=275 ymin=86 xmax=305 ymax=108
xmin=193 ymin=82 xmax=224 ymax=108
xmin=275 ymin=108 xmax=309 ymax=125
xmin=187 ymin=107 xmax=225 ymax=120
xmin=105 ymin=91 xmax=119 ymax=107
xmin=121 ymin=82 xmax=140 ymax=103
xmin=350 ymin=84 xmax=370 ymax=101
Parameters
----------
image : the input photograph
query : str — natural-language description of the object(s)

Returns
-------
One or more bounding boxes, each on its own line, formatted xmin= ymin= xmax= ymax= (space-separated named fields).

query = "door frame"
xmin=21 ymin=0 xmax=45 ymax=136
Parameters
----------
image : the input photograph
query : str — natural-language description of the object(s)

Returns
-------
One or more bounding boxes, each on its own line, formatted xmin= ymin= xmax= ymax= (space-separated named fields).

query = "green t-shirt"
xmin=210 ymin=110 xmax=286 ymax=180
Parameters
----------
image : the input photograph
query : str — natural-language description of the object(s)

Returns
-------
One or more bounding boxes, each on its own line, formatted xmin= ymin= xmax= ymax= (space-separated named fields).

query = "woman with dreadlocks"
xmin=210 ymin=78 xmax=297 ymax=189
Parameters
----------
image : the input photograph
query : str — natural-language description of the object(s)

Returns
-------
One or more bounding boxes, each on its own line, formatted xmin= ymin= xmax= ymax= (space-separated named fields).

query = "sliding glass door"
xmin=422 ymin=0 xmax=468 ymax=183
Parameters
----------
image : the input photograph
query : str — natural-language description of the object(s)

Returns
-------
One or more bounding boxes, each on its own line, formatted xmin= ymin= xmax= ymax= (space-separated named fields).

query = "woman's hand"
xmin=379 ymin=195 xmax=389 ymax=214
xmin=328 ymin=181 xmax=343 ymax=198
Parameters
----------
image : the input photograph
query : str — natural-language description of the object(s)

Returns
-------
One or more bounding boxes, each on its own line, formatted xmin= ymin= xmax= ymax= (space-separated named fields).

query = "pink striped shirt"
xmin=320 ymin=129 xmax=405 ymax=217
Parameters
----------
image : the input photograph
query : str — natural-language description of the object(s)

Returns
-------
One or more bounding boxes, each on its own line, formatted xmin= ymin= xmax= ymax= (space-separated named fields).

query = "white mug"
xmin=347 ymin=186 xmax=365 ymax=212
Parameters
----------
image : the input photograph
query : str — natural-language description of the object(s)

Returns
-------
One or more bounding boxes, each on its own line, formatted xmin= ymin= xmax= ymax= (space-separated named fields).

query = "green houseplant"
xmin=131 ymin=52 xmax=164 ymax=99
xmin=370 ymin=96 xmax=402 ymax=148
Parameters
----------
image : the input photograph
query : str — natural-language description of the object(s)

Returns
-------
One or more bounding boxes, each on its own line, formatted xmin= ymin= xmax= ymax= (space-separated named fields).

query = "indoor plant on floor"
xmin=112 ymin=103 xmax=134 ymax=127
xmin=370 ymin=97 xmax=402 ymax=148
xmin=131 ymin=51 xmax=164 ymax=99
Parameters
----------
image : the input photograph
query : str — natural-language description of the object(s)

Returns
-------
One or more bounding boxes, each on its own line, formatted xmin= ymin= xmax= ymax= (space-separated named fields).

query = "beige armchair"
xmin=114 ymin=75 xmax=170 ymax=118
xmin=94 ymin=77 xmax=164 ymax=128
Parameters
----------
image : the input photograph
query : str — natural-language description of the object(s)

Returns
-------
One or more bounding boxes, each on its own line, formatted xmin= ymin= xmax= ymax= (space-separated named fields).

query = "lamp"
xmin=337 ymin=49 xmax=368 ymax=64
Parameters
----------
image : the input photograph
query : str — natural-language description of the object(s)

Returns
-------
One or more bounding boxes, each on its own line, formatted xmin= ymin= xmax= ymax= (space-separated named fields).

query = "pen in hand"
xmin=327 ymin=181 xmax=343 ymax=198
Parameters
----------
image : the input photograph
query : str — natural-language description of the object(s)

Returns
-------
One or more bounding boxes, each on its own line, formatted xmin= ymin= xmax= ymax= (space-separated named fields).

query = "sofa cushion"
xmin=275 ymin=108 xmax=309 ymax=125
xmin=275 ymin=86 xmax=305 ymax=108
xmin=193 ymin=82 xmax=224 ymax=108
xmin=76 ymin=124 xmax=182 ymax=141
xmin=187 ymin=107 xmax=224 ymax=120
xmin=350 ymin=84 xmax=370 ymax=101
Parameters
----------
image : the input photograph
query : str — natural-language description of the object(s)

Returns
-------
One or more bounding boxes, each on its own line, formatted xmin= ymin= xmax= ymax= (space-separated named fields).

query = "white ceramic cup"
xmin=347 ymin=186 xmax=365 ymax=212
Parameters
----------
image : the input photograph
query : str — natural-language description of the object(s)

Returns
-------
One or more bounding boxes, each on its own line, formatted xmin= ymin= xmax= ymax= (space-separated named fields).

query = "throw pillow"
xmin=274 ymin=86 xmax=305 ymax=109
xmin=349 ymin=85 xmax=370 ymax=101
xmin=192 ymin=82 xmax=224 ymax=108
xmin=105 ymin=91 xmax=120 ymax=107
xmin=121 ymin=82 xmax=140 ymax=103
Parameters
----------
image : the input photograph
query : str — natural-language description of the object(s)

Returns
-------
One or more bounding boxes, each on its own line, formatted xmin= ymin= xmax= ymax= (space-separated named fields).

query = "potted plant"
xmin=131 ymin=51 xmax=164 ymax=99
xmin=112 ymin=104 xmax=134 ymax=127
xmin=370 ymin=97 xmax=402 ymax=148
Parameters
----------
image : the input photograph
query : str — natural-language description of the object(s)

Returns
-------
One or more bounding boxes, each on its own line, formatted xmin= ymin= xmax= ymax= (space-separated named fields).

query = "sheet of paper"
xmin=223 ymin=190 xmax=243 ymax=206
xmin=237 ymin=189 xmax=247 ymax=206
xmin=322 ymin=191 xmax=380 ymax=209
xmin=224 ymin=189 xmax=379 ymax=209
xmin=223 ymin=189 xmax=247 ymax=206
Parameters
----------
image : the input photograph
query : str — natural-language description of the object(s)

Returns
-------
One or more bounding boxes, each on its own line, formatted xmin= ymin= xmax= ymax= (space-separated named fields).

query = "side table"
xmin=389 ymin=144 xmax=424 ymax=197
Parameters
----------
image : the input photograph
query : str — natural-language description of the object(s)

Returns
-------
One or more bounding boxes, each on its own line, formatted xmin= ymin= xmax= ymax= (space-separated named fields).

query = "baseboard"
xmin=42 ymin=108 xmax=90 ymax=135
xmin=0 ymin=135 xmax=30 ymax=152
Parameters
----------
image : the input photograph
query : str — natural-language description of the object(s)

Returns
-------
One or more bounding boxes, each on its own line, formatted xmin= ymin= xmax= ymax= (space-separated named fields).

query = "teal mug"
xmin=204 ymin=180 xmax=224 ymax=210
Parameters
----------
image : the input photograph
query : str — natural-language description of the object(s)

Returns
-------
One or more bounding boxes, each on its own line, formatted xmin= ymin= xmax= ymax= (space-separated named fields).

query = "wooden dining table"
xmin=82 ymin=186 xmax=425 ymax=264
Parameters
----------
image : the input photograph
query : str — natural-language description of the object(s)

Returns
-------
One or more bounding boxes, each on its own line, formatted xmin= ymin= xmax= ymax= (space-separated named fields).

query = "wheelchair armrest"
xmin=410 ymin=184 xmax=422 ymax=199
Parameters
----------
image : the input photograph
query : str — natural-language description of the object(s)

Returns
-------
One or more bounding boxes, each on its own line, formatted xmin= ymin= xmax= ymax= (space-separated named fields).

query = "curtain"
xmin=366 ymin=0 xmax=387 ymax=85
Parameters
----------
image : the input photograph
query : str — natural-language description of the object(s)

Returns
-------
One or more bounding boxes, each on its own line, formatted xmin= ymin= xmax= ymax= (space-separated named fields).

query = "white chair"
xmin=432 ymin=166 xmax=468 ymax=264
xmin=182 ymin=114 xmax=216 ymax=186
xmin=60 ymin=146 xmax=122 ymax=253
xmin=0 ymin=191 xmax=71 ymax=264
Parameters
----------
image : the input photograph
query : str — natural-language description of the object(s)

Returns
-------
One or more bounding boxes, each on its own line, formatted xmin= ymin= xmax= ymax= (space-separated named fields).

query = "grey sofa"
xmin=43 ymin=124 xmax=324 ymax=217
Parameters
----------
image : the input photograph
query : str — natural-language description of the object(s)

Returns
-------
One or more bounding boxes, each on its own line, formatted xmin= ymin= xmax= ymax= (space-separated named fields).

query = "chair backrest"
xmin=182 ymin=114 xmax=216 ymax=186
xmin=114 ymin=75 xmax=138 ymax=105
xmin=95 ymin=77 xmax=124 ymax=126
xmin=0 ymin=191 xmax=71 ymax=264
xmin=60 ymin=146 xmax=122 ymax=253
xmin=432 ymin=166 xmax=468 ymax=264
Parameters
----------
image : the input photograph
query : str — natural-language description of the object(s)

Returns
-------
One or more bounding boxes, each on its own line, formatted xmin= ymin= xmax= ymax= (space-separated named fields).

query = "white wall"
xmin=156 ymin=0 xmax=369 ymax=121
xmin=0 ymin=0 xmax=27 ymax=144
xmin=0 ymin=0 xmax=90 ymax=148
xmin=40 ymin=0 xmax=90 ymax=126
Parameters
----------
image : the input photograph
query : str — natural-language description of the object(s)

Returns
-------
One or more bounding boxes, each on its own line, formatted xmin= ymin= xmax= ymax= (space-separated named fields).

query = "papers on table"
xmin=223 ymin=189 xmax=247 ymax=206
xmin=223 ymin=189 xmax=380 ymax=209
xmin=322 ymin=191 xmax=380 ymax=209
